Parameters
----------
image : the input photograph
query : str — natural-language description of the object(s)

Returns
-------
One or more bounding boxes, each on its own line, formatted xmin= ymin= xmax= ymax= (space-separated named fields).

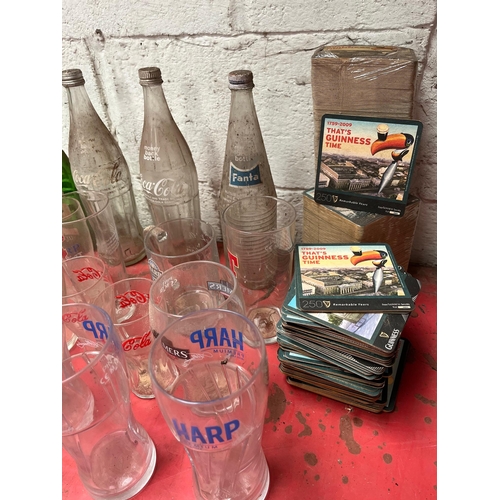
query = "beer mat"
xmin=277 ymin=329 xmax=386 ymax=378
xmin=281 ymin=282 xmax=400 ymax=357
xmin=294 ymin=243 xmax=415 ymax=313
xmin=280 ymin=313 xmax=398 ymax=359
xmin=282 ymin=271 xmax=419 ymax=357
xmin=277 ymin=348 xmax=386 ymax=388
xmin=313 ymin=114 xmax=423 ymax=217
xmin=280 ymin=363 xmax=384 ymax=399
xmin=278 ymin=353 xmax=386 ymax=396
xmin=280 ymin=314 xmax=401 ymax=364
xmin=277 ymin=330 xmax=382 ymax=381
xmin=283 ymin=338 xmax=409 ymax=413
xmin=383 ymin=338 xmax=410 ymax=412
xmin=285 ymin=377 xmax=388 ymax=413
xmin=281 ymin=326 xmax=398 ymax=367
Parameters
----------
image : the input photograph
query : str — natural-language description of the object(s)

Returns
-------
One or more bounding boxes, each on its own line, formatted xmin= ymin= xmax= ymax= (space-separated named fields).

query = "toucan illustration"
xmin=350 ymin=249 xmax=388 ymax=266
xmin=372 ymin=259 xmax=387 ymax=293
xmin=371 ymin=133 xmax=414 ymax=196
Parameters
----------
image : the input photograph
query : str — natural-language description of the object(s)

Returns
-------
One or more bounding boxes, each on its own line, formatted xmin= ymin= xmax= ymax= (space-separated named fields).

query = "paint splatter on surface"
xmin=304 ymin=452 xmax=318 ymax=466
xmin=319 ymin=423 xmax=326 ymax=432
xmin=353 ymin=417 xmax=363 ymax=427
xmin=265 ymin=383 xmax=287 ymax=424
xmin=296 ymin=411 xmax=312 ymax=437
xmin=285 ymin=425 xmax=293 ymax=434
xmin=339 ymin=415 xmax=361 ymax=454
xmin=415 ymin=394 xmax=437 ymax=407
xmin=423 ymin=353 xmax=437 ymax=371
xmin=383 ymin=453 xmax=393 ymax=464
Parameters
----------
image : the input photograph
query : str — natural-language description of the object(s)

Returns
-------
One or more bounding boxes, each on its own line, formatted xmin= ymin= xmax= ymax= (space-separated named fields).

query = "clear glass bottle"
xmin=138 ymin=67 xmax=201 ymax=224
xmin=217 ymin=69 xmax=277 ymax=221
xmin=62 ymin=68 xmax=145 ymax=265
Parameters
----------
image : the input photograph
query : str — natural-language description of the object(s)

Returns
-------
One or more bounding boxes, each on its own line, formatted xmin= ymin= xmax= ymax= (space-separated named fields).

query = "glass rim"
xmin=149 ymin=260 xmax=239 ymax=320
xmin=144 ymin=218 xmax=216 ymax=260
xmin=221 ymin=195 xmax=296 ymax=235
xmin=62 ymin=303 xmax=117 ymax=385
xmin=62 ymin=195 xmax=85 ymax=222
xmin=62 ymin=255 xmax=108 ymax=300
xmin=62 ymin=190 xmax=111 ymax=226
xmin=149 ymin=308 xmax=267 ymax=407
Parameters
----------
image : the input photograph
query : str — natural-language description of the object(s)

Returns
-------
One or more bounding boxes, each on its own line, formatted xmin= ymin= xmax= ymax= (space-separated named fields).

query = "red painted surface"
xmin=62 ymin=260 xmax=437 ymax=500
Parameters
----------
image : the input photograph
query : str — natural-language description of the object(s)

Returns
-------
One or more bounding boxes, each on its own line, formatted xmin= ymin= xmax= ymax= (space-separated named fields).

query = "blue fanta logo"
xmin=229 ymin=162 xmax=262 ymax=187
xmin=190 ymin=327 xmax=244 ymax=352
xmin=173 ymin=418 xmax=240 ymax=448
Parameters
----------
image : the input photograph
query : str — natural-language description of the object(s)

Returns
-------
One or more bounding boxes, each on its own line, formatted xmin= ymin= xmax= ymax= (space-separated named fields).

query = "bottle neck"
xmin=229 ymin=87 xmax=257 ymax=117
xmin=65 ymin=84 xmax=106 ymax=129
xmin=142 ymin=84 xmax=174 ymax=122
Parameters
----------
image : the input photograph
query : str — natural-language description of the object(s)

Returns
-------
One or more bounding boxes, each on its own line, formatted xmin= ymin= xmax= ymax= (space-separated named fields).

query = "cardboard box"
xmin=302 ymin=189 xmax=420 ymax=270
xmin=311 ymin=45 xmax=418 ymax=161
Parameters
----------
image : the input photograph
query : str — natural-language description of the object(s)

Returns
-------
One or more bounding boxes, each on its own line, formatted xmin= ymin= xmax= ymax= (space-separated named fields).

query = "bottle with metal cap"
xmin=62 ymin=68 xmax=145 ymax=265
xmin=138 ymin=66 xmax=201 ymax=225
xmin=217 ymin=69 xmax=276 ymax=221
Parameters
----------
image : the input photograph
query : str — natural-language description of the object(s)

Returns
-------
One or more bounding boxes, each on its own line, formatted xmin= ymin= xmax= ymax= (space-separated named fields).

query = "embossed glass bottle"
xmin=217 ymin=70 xmax=276 ymax=222
xmin=138 ymin=67 xmax=200 ymax=225
xmin=62 ymin=69 xmax=145 ymax=265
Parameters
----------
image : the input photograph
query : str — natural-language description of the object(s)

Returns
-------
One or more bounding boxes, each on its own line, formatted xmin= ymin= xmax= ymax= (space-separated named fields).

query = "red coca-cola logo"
xmin=122 ymin=331 xmax=152 ymax=351
xmin=62 ymin=309 xmax=88 ymax=323
xmin=116 ymin=290 xmax=149 ymax=309
xmin=73 ymin=267 xmax=102 ymax=282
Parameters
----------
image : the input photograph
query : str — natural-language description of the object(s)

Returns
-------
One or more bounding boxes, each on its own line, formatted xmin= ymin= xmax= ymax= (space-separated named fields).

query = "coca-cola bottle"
xmin=217 ymin=69 xmax=276 ymax=221
xmin=138 ymin=66 xmax=200 ymax=224
xmin=62 ymin=68 xmax=145 ymax=265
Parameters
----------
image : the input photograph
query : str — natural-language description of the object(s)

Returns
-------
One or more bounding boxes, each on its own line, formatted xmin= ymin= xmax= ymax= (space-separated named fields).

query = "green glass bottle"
xmin=62 ymin=150 xmax=76 ymax=194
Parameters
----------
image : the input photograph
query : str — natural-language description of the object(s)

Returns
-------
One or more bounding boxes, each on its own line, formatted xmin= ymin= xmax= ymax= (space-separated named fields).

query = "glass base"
xmin=248 ymin=307 xmax=280 ymax=345
xmin=89 ymin=441 xmax=156 ymax=500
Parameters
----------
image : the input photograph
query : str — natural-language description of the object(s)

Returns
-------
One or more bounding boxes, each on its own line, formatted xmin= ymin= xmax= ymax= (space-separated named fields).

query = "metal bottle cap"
xmin=62 ymin=69 xmax=85 ymax=87
xmin=138 ymin=67 xmax=163 ymax=86
xmin=228 ymin=70 xmax=254 ymax=90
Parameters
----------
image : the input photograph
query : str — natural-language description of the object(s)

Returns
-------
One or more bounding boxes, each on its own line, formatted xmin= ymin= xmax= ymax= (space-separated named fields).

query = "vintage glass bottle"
xmin=217 ymin=69 xmax=277 ymax=221
xmin=62 ymin=69 xmax=145 ymax=265
xmin=138 ymin=67 xmax=201 ymax=224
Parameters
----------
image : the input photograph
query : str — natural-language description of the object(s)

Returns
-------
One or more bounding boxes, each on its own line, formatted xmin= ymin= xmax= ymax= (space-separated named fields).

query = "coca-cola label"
xmin=73 ymin=267 xmax=102 ymax=282
xmin=229 ymin=162 xmax=262 ymax=187
xmin=122 ymin=331 xmax=152 ymax=351
xmin=116 ymin=290 xmax=149 ymax=308
xmin=141 ymin=176 xmax=191 ymax=204
xmin=72 ymin=157 xmax=131 ymax=191
xmin=62 ymin=308 xmax=88 ymax=324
